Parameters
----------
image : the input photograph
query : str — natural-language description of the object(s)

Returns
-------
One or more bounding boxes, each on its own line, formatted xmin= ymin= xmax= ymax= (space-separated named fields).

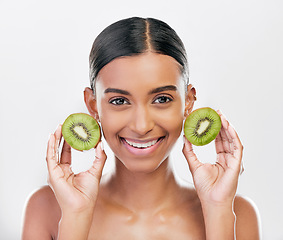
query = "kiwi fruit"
xmin=62 ymin=113 xmax=101 ymax=151
xmin=184 ymin=107 xmax=221 ymax=146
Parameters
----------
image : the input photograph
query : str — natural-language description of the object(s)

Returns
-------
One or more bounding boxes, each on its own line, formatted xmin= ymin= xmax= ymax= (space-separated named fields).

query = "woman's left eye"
xmin=153 ymin=96 xmax=173 ymax=104
xmin=109 ymin=97 xmax=129 ymax=105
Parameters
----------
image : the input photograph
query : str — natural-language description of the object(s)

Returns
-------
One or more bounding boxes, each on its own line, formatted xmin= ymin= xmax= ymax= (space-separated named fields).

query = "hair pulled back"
xmin=89 ymin=17 xmax=189 ymax=91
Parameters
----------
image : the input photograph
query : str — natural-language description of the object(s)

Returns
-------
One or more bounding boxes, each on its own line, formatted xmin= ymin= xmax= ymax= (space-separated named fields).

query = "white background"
xmin=0 ymin=0 xmax=282 ymax=239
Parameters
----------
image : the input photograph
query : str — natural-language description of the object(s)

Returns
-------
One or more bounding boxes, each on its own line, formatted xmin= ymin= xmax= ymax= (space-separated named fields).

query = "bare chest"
xmin=87 ymin=209 xmax=205 ymax=240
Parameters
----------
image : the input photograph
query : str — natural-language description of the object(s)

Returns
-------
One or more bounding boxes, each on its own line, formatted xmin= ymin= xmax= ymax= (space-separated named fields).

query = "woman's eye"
xmin=153 ymin=96 xmax=173 ymax=104
xmin=109 ymin=98 xmax=129 ymax=105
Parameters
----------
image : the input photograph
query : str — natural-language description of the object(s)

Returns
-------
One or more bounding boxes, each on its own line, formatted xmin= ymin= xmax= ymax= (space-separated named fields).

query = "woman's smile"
xmin=120 ymin=136 xmax=166 ymax=156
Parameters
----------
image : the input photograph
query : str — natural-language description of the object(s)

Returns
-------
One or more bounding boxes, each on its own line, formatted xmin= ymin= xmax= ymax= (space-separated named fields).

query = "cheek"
xmin=156 ymin=106 xmax=184 ymax=137
xmin=98 ymin=107 xmax=128 ymax=140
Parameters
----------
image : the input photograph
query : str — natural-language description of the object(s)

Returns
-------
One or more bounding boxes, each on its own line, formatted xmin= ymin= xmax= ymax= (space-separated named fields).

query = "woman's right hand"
xmin=46 ymin=124 xmax=107 ymax=214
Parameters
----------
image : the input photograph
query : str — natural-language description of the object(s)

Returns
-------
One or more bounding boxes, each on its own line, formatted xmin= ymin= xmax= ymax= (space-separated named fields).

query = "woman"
xmin=22 ymin=17 xmax=261 ymax=239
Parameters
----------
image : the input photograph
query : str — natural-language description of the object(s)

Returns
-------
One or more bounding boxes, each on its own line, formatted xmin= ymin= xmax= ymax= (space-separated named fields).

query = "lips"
xmin=120 ymin=136 xmax=165 ymax=155
xmin=124 ymin=138 xmax=158 ymax=148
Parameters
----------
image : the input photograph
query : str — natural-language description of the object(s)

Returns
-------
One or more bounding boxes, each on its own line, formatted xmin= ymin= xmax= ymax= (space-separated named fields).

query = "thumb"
xmin=88 ymin=141 xmax=107 ymax=181
xmin=182 ymin=136 xmax=202 ymax=175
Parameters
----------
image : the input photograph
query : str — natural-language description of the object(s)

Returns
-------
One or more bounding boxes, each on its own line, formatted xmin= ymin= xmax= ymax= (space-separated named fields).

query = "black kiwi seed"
xmin=184 ymin=108 xmax=221 ymax=146
xmin=62 ymin=113 xmax=101 ymax=151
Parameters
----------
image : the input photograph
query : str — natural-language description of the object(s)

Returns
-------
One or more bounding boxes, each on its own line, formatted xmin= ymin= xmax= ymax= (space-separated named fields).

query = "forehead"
xmin=95 ymin=52 xmax=183 ymax=90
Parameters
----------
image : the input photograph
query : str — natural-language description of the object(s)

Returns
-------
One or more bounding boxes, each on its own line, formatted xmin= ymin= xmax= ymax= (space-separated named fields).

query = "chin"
xmin=115 ymin=155 xmax=169 ymax=174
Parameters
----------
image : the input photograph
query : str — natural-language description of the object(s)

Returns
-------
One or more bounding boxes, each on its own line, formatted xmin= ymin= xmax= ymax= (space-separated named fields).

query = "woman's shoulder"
xmin=234 ymin=195 xmax=260 ymax=214
xmin=25 ymin=185 xmax=60 ymax=213
xmin=234 ymin=195 xmax=262 ymax=239
xmin=177 ymin=179 xmax=261 ymax=238
xmin=22 ymin=185 xmax=60 ymax=239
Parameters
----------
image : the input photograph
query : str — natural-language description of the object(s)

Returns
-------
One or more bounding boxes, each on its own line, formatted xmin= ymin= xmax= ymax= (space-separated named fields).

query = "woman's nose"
xmin=129 ymin=105 xmax=154 ymax=136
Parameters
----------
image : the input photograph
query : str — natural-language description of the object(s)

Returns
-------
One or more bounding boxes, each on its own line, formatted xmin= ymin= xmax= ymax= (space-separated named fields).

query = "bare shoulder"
xmin=234 ymin=195 xmax=262 ymax=240
xmin=22 ymin=185 xmax=61 ymax=240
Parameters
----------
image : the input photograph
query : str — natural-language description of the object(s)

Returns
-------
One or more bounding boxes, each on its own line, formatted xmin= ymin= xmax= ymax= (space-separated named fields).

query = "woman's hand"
xmin=183 ymin=110 xmax=243 ymax=206
xmin=46 ymin=124 xmax=107 ymax=214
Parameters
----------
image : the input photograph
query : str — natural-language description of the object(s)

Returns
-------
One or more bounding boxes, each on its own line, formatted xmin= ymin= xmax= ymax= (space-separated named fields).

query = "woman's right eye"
xmin=109 ymin=97 xmax=129 ymax=105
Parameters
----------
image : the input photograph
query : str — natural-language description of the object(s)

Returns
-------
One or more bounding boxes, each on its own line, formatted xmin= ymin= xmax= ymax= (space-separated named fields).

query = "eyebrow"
xmin=104 ymin=85 xmax=177 ymax=96
xmin=148 ymin=85 xmax=177 ymax=94
xmin=104 ymin=88 xmax=131 ymax=95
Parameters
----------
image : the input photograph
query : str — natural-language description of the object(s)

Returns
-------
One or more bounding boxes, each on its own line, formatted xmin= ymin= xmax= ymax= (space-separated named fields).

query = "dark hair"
xmin=89 ymin=17 xmax=189 ymax=91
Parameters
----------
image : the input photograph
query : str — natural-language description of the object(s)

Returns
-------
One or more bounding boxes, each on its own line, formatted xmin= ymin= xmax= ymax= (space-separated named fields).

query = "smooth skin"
xmin=22 ymin=52 xmax=261 ymax=240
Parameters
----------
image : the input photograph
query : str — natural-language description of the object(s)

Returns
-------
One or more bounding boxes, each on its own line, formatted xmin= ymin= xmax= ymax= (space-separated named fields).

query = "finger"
xmin=218 ymin=110 xmax=236 ymax=154
xmin=87 ymin=141 xmax=107 ymax=181
xmin=60 ymin=140 xmax=72 ymax=165
xmin=218 ymin=111 xmax=243 ymax=169
xmin=219 ymin=116 xmax=233 ymax=154
xmin=215 ymin=133 xmax=228 ymax=168
xmin=46 ymin=133 xmax=58 ymax=172
xmin=217 ymin=110 xmax=228 ymax=129
xmin=182 ymin=136 xmax=202 ymax=174
xmin=219 ymin=127 xmax=233 ymax=154
xmin=215 ymin=128 xmax=224 ymax=153
xmin=221 ymin=113 xmax=239 ymax=153
xmin=220 ymin=112 xmax=243 ymax=161
xmin=54 ymin=124 xmax=62 ymax=154
xmin=227 ymin=124 xmax=243 ymax=161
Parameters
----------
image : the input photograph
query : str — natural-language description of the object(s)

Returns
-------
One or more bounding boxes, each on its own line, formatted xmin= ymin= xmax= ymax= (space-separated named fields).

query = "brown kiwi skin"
xmin=62 ymin=113 xmax=101 ymax=151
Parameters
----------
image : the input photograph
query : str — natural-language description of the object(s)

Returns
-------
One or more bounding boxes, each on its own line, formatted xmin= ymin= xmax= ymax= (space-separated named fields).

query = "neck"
xmin=106 ymin=157 xmax=180 ymax=213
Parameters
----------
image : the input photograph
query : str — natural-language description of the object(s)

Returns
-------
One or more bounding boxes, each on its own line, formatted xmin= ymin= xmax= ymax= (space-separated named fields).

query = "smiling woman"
xmin=22 ymin=17 xmax=261 ymax=240
xmin=86 ymin=52 xmax=187 ymax=174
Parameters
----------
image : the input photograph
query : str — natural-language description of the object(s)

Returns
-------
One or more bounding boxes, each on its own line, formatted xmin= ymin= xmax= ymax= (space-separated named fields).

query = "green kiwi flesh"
xmin=62 ymin=113 xmax=101 ymax=151
xmin=184 ymin=108 xmax=221 ymax=146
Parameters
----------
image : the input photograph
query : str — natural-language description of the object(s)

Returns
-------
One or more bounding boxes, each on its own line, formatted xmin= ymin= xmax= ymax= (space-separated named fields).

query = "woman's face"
xmin=93 ymin=52 xmax=188 ymax=173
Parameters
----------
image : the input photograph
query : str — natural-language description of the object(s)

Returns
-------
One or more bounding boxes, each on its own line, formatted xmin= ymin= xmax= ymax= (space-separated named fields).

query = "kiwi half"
xmin=184 ymin=108 xmax=221 ymax=146
xmin=62 ymin=113 xmax=101 ymax=151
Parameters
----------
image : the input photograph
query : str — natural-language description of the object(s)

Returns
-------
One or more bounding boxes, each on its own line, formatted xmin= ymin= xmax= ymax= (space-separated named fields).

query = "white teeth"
xmin=124 ymin=139 xmax=158 ymax=148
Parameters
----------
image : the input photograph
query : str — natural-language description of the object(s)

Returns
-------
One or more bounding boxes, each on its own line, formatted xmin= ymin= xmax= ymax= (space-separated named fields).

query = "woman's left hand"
xmin=183 ymin=110 xmax=244 ymax=206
